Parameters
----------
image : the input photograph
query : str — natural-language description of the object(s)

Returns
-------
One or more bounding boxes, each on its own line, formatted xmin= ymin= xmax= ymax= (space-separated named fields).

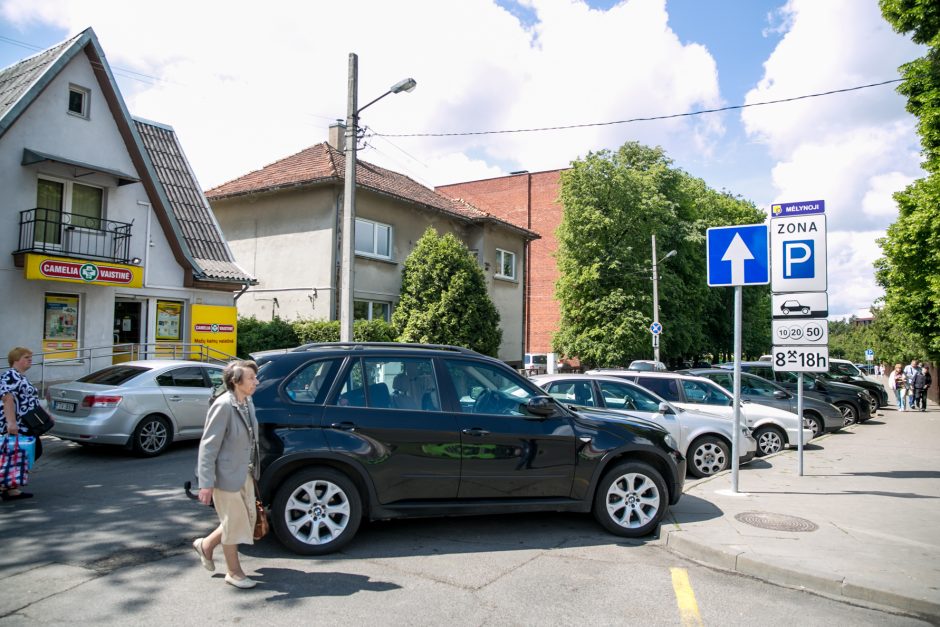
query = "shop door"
xmin=113 ymin=300 xmax=143 ymax=364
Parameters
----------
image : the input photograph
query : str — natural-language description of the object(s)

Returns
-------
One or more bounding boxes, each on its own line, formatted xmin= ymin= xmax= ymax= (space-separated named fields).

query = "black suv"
xmin=251 ymin=343 xmax=686 ymax=554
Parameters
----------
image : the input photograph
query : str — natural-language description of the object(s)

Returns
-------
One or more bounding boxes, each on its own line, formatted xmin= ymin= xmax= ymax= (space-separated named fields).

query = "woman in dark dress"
xmin=1 ymin=347 xmax=42 ymax=500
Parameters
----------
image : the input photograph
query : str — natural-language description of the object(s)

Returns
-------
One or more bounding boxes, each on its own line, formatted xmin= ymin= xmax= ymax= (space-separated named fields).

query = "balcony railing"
xmin=16 ymin=208 xmax=133 ymax=264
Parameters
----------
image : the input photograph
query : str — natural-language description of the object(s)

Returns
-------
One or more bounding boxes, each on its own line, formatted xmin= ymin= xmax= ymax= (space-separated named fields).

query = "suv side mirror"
xmin=658 ymin=402 xmax=675 ymax=415
xmin=773 ymin=390 xmax=789 ymax=399
xmin=527 ymin=395 xmax=557 ymax=417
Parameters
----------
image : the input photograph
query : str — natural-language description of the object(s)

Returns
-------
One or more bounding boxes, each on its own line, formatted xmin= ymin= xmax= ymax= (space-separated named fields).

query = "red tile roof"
xmin=206 ymin=143 xmax=538 ymax=239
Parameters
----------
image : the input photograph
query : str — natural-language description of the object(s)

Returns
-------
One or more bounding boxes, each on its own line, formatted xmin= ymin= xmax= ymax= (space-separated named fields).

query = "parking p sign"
xmin=771 ymin=214 xmax=827 ymax=292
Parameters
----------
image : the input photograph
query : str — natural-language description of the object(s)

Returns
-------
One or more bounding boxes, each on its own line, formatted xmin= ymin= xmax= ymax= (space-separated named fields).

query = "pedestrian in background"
xmin=192 ymin=360 xmax=261 ymax=589
xmin=902 ymin=359 xmax=920 ymax=410
xmin=918 ymin=363 xmax=931 ymax=411
xmin=911 ymin=365 xmax=927 ymax=413
xmin=1 ymin=347 xmax=44 ymax=501
xmin=889 ymin=363 xmax=907 ymax=411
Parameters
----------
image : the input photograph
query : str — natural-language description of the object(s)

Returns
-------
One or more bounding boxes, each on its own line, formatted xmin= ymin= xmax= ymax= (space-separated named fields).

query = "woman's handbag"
xmin=0 ymin=435 xmax=30 ymax=489
xmin=20 ymin=405 xmax=54 ymax=436
xmin=253 ymin=498 xmax=269 ymax=541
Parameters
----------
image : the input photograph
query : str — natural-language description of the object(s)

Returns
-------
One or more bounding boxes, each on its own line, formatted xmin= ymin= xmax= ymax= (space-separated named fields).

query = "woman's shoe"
xmin=225 ymin=574 xmax=257 ymax=589
xmin=192 ymin=538 xmax=215 ymax=572
xmin=1 ymin=491 xmax=33 ymax=501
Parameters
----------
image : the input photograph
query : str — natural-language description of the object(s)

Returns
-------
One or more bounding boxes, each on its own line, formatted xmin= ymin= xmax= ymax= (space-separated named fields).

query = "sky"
xmin=0 ymin=0 xmax=925 ymax=320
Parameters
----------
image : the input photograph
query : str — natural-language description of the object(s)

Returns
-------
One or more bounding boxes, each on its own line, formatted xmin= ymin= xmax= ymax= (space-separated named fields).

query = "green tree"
xmin=877 ymin=0 xmax=940 ymax=358
xmin=392 ymin=227 xmax=502 ymax=356
xmin=553 ymin=142 xmax=766 ymax=367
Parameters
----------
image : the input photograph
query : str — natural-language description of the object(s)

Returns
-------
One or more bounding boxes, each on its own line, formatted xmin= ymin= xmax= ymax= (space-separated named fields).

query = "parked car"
xmin=250 ymin=343 xmax=686 ymax=555
xmin=586 ymin=370 xmax=813 ymax=456
xmin=679 ymin=368 xmax=843 ymax=438
xmin=723 ymin=362 xmax=873 ymax=426
xmin=625 ymin=360 xmax=668 ymax=372
xmin=531 ymin=374 xmax=757 ymax=476
xmin=827 ymin=358 xmax=888 ymax=410
xmin=46 ymin=360 xmax=224 ymax=456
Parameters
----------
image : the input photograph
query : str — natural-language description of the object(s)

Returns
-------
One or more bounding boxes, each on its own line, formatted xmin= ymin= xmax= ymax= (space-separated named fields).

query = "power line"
xmin=371 ymin=78 xmax=905 ymax=138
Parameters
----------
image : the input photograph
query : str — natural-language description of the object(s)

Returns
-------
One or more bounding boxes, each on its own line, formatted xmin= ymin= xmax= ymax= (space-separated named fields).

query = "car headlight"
xmin=663 ymin=434 xmax=679 ymax=452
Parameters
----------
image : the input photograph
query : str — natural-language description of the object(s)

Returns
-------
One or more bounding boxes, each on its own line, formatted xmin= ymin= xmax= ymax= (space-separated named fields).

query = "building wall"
xmin=211 ymin=186 xmax=527 ymax=363
xmin=438 ymin=170 xmax=564 ymax=357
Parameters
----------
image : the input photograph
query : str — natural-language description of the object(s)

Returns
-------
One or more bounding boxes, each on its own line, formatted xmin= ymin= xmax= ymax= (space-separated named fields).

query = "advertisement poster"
xmin=191 ymin=304 xmax=237 ymax=359
xmin=43 ymin=294 xmax=79 ymax=359
xmin=155 ymin=300 xmax=182 ymax=341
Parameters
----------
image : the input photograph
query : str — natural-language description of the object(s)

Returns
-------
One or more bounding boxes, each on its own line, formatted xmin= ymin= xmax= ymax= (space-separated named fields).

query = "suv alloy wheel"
xmin=593 ymin=461 xmax=667 ymax=537
xmin=271 ymin=467 xmax=363 ymax=555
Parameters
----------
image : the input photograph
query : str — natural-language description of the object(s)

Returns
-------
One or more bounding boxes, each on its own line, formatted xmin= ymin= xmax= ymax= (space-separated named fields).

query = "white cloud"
xmin=745 ymin=0 xmax=925 ymax=315
xmin=2 ymin=0 xmax=723 ymax=190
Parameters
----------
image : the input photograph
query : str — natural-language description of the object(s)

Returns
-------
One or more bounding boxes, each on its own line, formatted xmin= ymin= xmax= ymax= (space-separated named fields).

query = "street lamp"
xmin=651 ymin=234 xmax=676 ymax=363
xmin=340 ymin=53 xmax=416 ymax=342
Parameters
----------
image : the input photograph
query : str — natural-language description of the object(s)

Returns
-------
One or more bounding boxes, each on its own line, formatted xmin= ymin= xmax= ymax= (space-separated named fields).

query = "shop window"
xmin=156 ymin=300 xmax=183 ymax=341
xmin=496 ymin=249 xmax=516 ymax=280
xmin=43 ymin=293 xmax=80 ymax=359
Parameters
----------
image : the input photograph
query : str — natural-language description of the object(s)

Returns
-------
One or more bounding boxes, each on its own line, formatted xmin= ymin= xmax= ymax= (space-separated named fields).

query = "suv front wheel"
xmin=593 ymin=461 xmax=667 ymax=537
xmin=271 ymin=467 xmax=362 ymax=555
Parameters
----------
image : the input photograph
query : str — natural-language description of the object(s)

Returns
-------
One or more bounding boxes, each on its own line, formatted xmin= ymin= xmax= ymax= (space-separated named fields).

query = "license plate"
xmin=53 ymin=400 xmax=76 ymax=413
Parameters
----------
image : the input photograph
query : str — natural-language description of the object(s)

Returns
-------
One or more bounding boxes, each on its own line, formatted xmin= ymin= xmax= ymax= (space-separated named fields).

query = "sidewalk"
xmin=663 ymin=401 xmax=940 ymax=619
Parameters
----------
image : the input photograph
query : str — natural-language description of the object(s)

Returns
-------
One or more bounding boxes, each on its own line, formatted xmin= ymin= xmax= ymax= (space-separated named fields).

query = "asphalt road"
xmin=0 ymin=437 xmax=930 ymax=625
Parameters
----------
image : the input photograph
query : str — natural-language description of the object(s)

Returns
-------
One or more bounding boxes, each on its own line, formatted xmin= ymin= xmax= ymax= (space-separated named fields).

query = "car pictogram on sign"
xmin=780 ymin=300 xmax=810 ymax=316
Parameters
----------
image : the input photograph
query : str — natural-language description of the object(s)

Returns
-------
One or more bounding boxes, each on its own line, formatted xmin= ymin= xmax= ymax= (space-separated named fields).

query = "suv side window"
xmin=544 ymin=381 xmax=595 ymax=407
xmin=444 ymin=360 xmax=536 ymax=415
xmin=333 ymin=358 xmax=440 ymax=411
xmin=598 ymin=381 xmax=661 ymax=412
xmin=742 ymin=374 xmax=778 ymax=397
xmin=704 ymin=372 xmax=733 ymax=390
xmin=681 ymin=380 xmax=732 ymax=406
xmin=285 ymin=359 xmax=336 ymax=404
xmin=636 ymin=377 xmax=680 ymax=402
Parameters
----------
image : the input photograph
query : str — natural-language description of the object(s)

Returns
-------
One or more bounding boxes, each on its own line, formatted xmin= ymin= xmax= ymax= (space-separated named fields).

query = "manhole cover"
xmin=734 ymin=511 xmax=819 ymax=532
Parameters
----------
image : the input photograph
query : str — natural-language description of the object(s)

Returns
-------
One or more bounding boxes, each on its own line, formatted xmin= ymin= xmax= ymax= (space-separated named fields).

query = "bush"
xmin=292 ymin=319 xmax=398 ymax=344
xmin=236 ymin=316 xmax=298 ymax=358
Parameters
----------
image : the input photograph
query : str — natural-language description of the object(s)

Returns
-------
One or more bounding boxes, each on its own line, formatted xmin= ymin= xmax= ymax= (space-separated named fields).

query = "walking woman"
xmin=1 ymin=347 xmax=44 ymax=501
xmin=889 ymin=363 xmax=907 ymax=411
xmin=192 ymin=360 xmax=261 ymax=589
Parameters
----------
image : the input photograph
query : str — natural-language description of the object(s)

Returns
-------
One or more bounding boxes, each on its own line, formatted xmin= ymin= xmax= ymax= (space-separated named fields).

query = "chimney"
xmin=328 ymin=120 xmax=346 ymax=151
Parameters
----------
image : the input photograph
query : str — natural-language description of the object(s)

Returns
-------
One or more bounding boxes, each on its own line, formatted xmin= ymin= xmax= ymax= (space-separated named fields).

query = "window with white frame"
xmin=354 ymin=300 xmax=391 ymax=322
xmin=68 ymin=84 xmax=90 ymax=118
xmin=496 ymin=248 xmax=516 ymax=280
xmin=35 ymin=177 xmax=104 ymax=245
xmin=355 ymin=218 xmax=391 ymax=259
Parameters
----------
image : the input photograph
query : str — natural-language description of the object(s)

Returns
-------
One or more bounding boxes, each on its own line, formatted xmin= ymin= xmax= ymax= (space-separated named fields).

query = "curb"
xmin=662 ymin=528 xmax=940 ymax=620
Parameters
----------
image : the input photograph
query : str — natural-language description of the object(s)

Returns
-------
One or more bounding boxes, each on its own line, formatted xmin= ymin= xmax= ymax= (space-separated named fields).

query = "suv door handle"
xmin=330 ymin=422 xmax=357 ymax=432
xmin=461 ymin=427 xmax=490 ymax=437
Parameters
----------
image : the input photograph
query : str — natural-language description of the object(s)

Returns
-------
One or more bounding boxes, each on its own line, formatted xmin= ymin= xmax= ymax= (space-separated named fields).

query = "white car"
xmin=585 ymin=370 xmax=814 ymax=457
xmin=531 ymin=374 xmax=757 ymax=478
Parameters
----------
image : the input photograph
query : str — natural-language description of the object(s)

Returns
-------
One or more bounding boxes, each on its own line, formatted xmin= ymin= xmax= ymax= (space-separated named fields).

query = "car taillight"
xmin=81 ymin=395 xmax=123 ymax=408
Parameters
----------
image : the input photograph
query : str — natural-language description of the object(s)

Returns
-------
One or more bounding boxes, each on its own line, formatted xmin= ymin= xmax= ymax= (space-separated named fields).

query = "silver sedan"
xmin=531 ymin=374 xmax=757 ymax=478
xmin=47 ymin=360 xmax=223 ymax=457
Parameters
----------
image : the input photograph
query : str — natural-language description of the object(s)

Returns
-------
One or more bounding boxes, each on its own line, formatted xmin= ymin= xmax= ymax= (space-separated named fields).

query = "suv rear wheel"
xmin=593 ymin=461 xmax=667 ymax=537
xmin=802 ymin=412 xmax=823 ymax=438
xmin=836 ymin=402 xmax=858 ymax=426
xmin=271 ymin=467 xmax=362 ymax=555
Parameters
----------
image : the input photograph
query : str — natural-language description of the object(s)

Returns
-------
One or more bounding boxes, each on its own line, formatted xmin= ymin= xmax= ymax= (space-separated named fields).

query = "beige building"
xmin=206 ymin=126 xmax=538 ymax=364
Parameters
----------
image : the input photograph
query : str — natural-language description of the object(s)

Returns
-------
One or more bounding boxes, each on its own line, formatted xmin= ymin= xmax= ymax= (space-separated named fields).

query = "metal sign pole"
xmin=731 ymin=285 xmax=743 ymax=493
xmin=797 ymin=373 xmax=804 ymax=476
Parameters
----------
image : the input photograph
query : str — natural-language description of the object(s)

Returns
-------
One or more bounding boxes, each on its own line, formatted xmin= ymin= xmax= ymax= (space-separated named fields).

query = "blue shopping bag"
xmin=1 ymin=435 xmax=30 ymax=489
xmin=17 ymin=436 xmax=36 ymax=469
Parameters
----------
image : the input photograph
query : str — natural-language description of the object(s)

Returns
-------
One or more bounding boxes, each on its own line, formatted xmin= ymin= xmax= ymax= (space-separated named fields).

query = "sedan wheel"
xmin=131 ymin=415 xmax=171 ymax=457
xmin=837 ymin=403 xmax=858 ymax=426
xmin=272 ymin=467 xmax=362 ymax=555
xmin=803 ymin=413 xmax=822 ymax=439
xmin=688 ymin=436 xmax=730 ymax=478
xmin=593 ymin=461 xmax=667 ymax=537
xmin=754 ymin=426 xmax=785 ymax=456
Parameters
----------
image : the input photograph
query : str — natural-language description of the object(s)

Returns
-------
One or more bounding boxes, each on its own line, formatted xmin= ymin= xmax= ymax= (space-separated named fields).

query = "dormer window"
xmin=68 ymin=85 xmax=89 ymax=118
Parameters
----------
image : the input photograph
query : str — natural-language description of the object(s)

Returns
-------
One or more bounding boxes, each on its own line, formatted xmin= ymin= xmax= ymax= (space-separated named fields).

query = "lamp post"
xmin=340 ymin=53 xmax=416 ymax=342
xmin=651 ymin=234 xmax=676 ymax=363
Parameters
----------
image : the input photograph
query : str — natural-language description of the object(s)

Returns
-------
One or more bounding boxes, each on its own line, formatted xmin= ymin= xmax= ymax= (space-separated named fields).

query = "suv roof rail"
xmin=291 ymin=342 xmax=481 ymax=355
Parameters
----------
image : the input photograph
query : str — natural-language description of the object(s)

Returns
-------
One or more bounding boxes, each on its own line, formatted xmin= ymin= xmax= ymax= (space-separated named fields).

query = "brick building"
xmin=437 ymin=170 xmax=567 ymax=366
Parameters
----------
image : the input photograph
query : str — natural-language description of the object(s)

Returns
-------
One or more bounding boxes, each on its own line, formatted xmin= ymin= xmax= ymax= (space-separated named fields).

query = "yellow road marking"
xmin=671 ymin=567 xmax=704 ymax=627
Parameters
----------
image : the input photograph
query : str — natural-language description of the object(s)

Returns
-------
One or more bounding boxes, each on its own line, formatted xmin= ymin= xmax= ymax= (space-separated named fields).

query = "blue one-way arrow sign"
xmin=706 ymin=224 xmax=770 ymax=287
